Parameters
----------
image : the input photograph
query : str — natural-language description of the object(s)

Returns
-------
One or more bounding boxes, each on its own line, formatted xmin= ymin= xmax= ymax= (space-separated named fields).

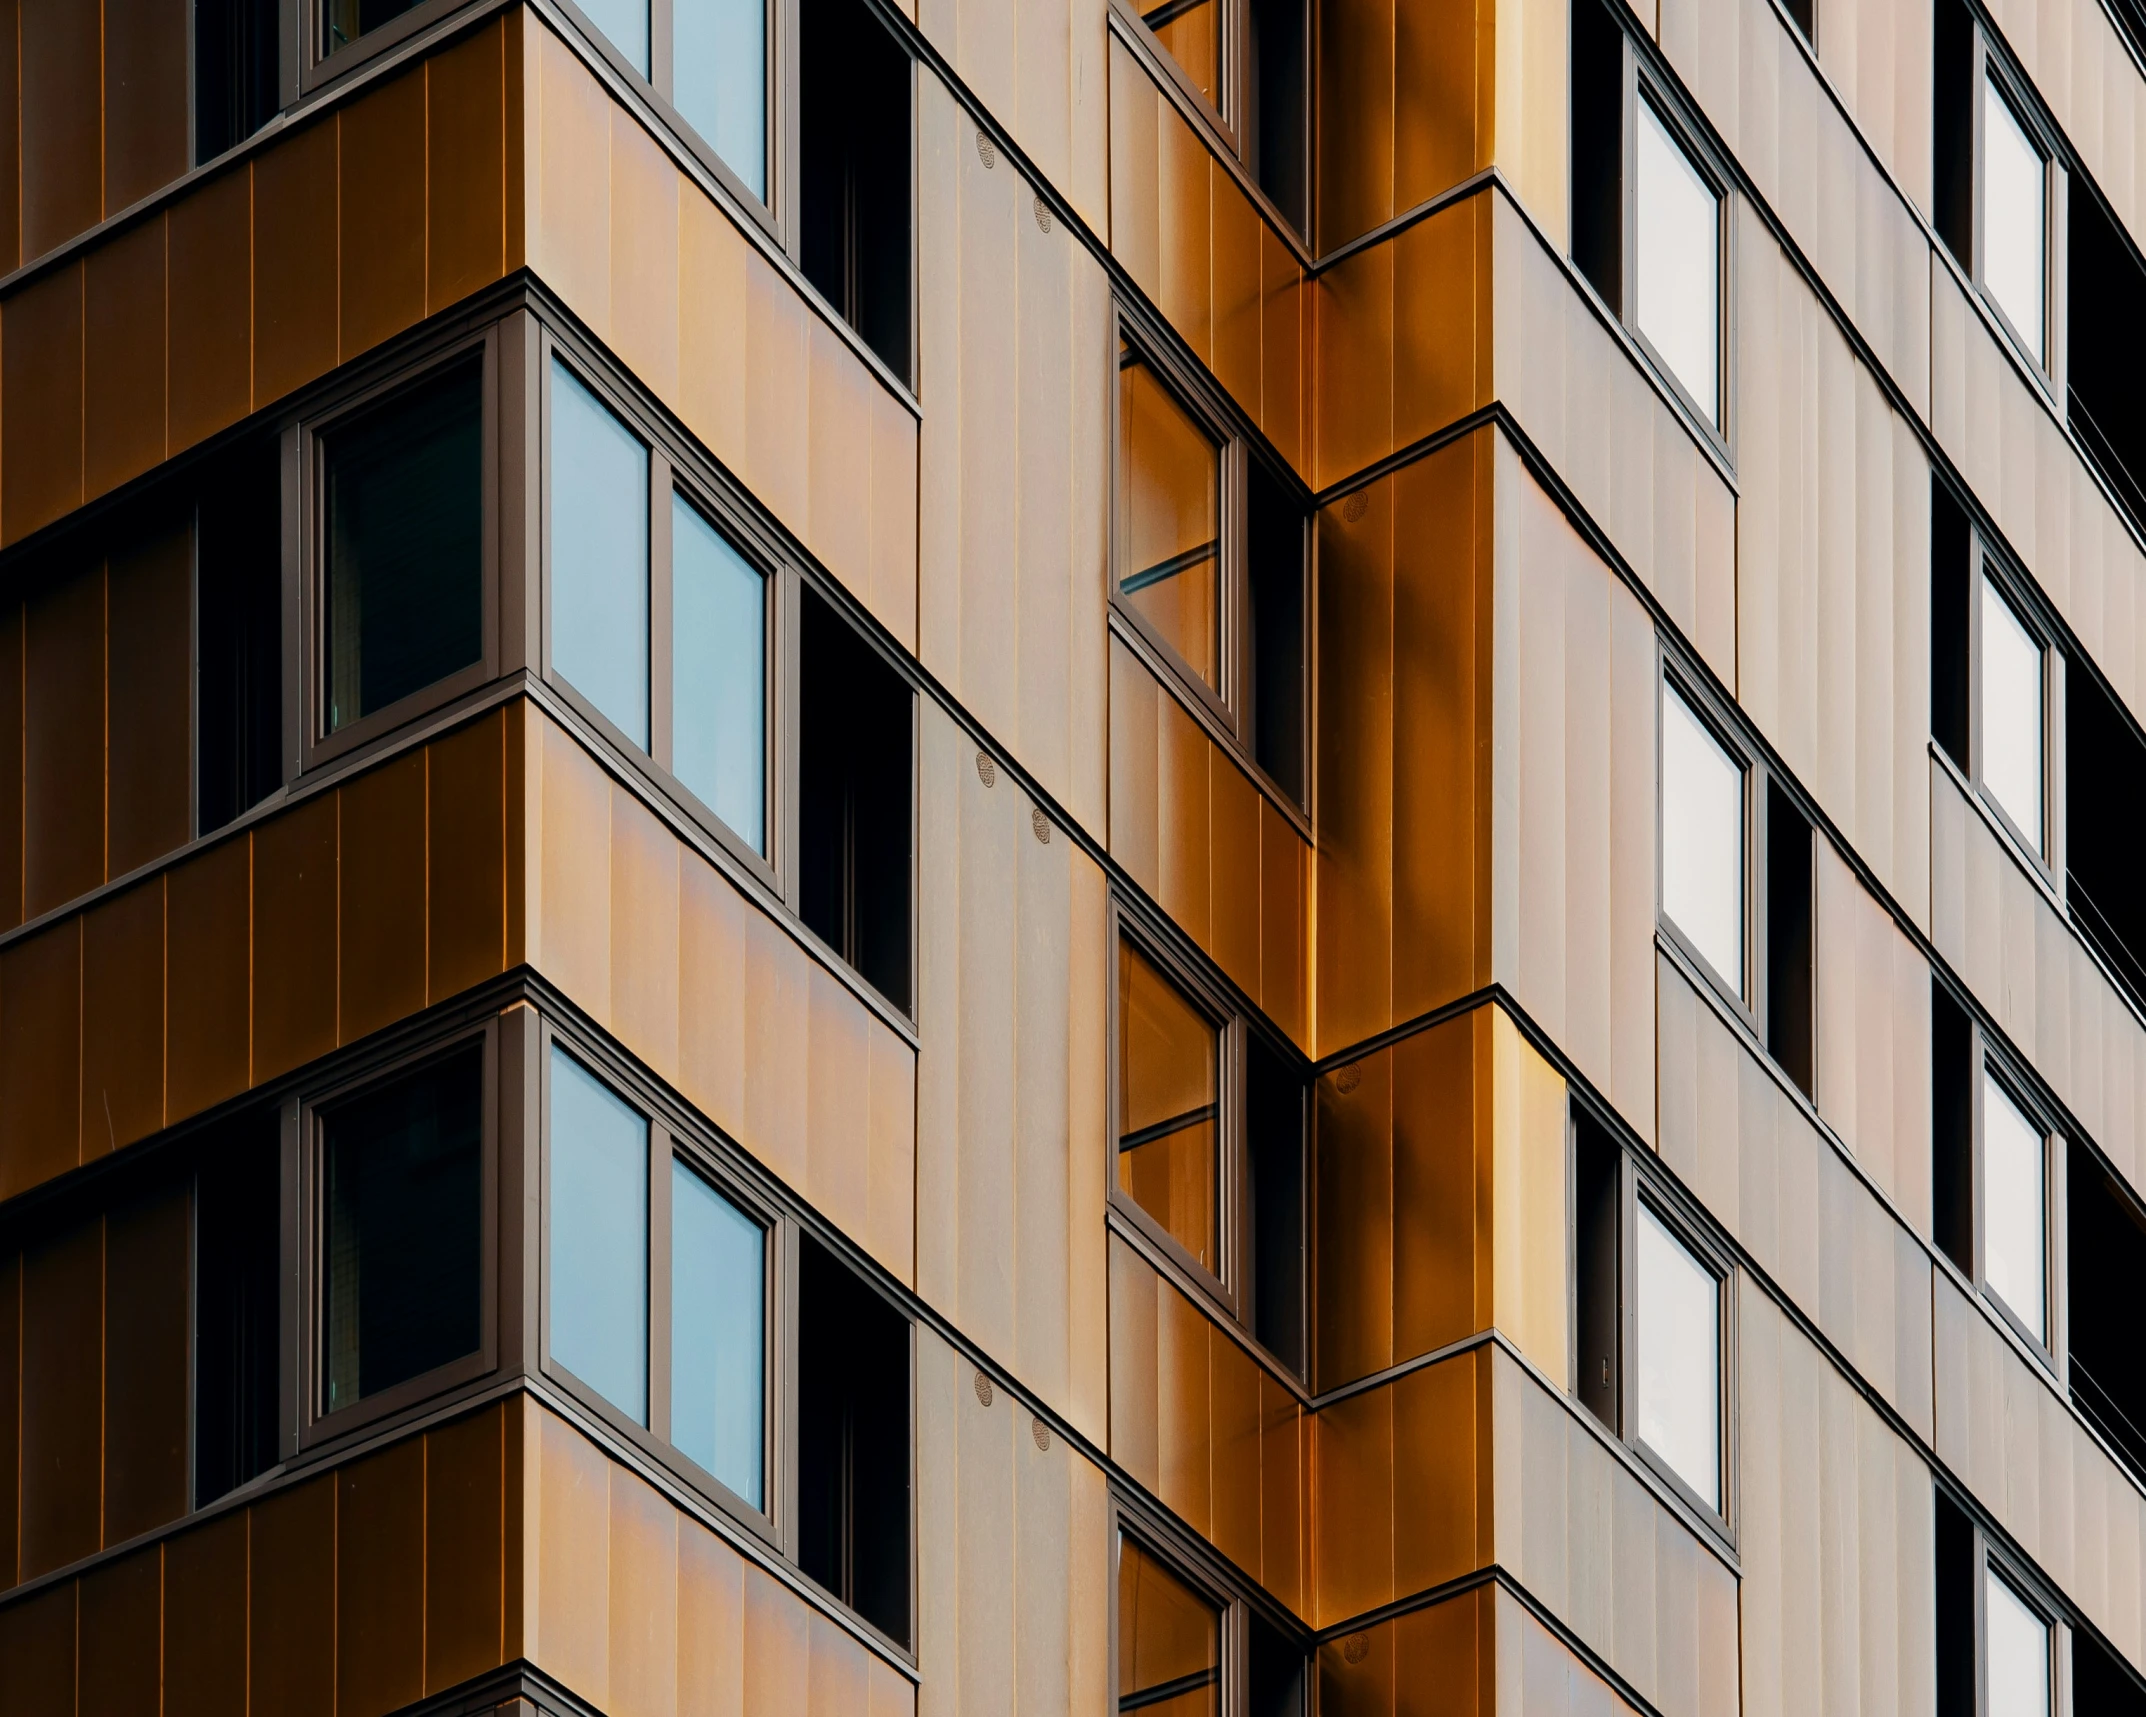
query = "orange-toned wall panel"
xmin=0 ymin=920 xmax=82 ymax=1197
xmin=106 ymin=519 xmax=194 ymax=876
xmin=340 ymin=751 xmax=429 ymax=1042
xmin=82 ymin=881 xmax=166 ymax=1157
xmin=250 ymin=1477 xmax=338 ymax=1714
xmin=24 ymin=564 xmax=106 ymax=915
xmin=341 ymin=66 xmax=430 ymax=362
xmin=430 ymin=709 xmax=512 ymax=1000
xmin=19 ymin=1217 xmax=103 ymax=1580
xmin=0 ymin=1256 xmax=17 ymax=1591
xmin=429 ymin=19 xmax=512 ymax=310
xmin=168 ymin=166 xmax=255 ymax=452
xmin=101 ymin=1185 xmax=190 ymax=1544
xmin=18 ymin=0 xmax=100 ymax=261
xmin=84 ymin=216 xmax=170 ymax=504
xmin=0 ymin=606 xmax=21 ymax=930
xmin=1316 ymin=1584 xmax=1494 ymax=1717
xmin=0 ymin=0 xmax=19 ymax=274
xmin=163 ymin=1512 xmax=249 ymax=1717
xmin=102 ymin=0 xmax=190 ymax=216
xmin=165 ymin=835 xmax=253 ymax=1121
xmin=2 ymin=263 xmax=85 ymax=544
xmin=426 ymin=1406 xmax=509 ymax=1690
xmin=339 ymin=1440 xmax=429 ymax=1717
xmin=78 ymin=1546 xmax=162 ymax=1717
xmin=0 ymin=1582 xmax=74 ymax=1716
xmin=252 ymin=792 xmax=340 ymax=1082
xmin=254 ymin=118 xmax=342 ymax=410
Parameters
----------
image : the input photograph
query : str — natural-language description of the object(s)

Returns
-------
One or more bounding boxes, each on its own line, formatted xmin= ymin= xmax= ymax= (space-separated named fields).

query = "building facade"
xmin=0 ymin=0 xmax=2142 ymax=1713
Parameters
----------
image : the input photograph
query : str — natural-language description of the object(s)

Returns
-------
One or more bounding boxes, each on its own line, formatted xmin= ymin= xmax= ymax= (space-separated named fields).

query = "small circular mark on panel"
xmin=1034 ymin=195 xmax=1053 ymax=233
xmin=1342 ymin=492 xmax=1370 ymax=524
xmin=1032 ymin=1415 xmax=1052 ymax=1451
xmin=974 ymin=1368 xmax=995 ymax=1406
xmin=977 ymin=129 xmax=997 ymax=168
xmin=1342 ymin=1634 xmax=1370 ymax=1665
xmin=1031 ymin=808 xmax=1051 ymax=843
xmin=1335 ymin=1064 xmax=1362 ymax=1095
xmin=976 ymin=751 xmax=997 ymax=787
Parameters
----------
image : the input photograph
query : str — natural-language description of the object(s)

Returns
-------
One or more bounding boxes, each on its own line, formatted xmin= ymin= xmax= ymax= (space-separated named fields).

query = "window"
xmin=1981 ymin=79 xmax=2049 ymax=369
xmin=2066 ymin=181 xmax=2146 ymax=527
xmin=1978 ymin=567 xmax=2047 ymax=857
xmin=1573 ymin=1112 xmax=1622 ymax=1432
xmin=1781 ymin=0 xmax=1813 ymax=43
xmin=1133 ymin=0 xmax=1310 ymax=235
xmin=1932 ymin=479 xmax=1972 ymax=772
xmin=551 ymin=360 xmax=654 ymax=751
xmin=1660 ymin=680 xmax=1745 ymax=996
xmin=196 ymin=0 xmax=278 ymax=161
xmin=582 ymin=0 xmax=652 ymax=71
xmin=1117 ymin=1534 xmax=1221 ymax=1716
xmin=1635 ymin=1201 xmax=1722 ymax=1513
xmin=320 ymin=1046 xmax=485 ymax=1416
xmin=1764 ymin=783 xmax=1813 ymax=1098
xmin=1245 ymin=1035 xmax=1307 ymax=1377
xmin=1981 ymin=1069 xmax=2049 ymax=1346
xmin=2069 ymin=660 xmax=2146 ymax=1001
xmin=1932 ymin=981 xmax=1975 ymax=1277
xmin=800 ymin=0 xmax=914 ymax=380
xmin=678 ymin=0 xmax=769 ymax=197
xmin=673 ymin=494 xmax=768 ymax=853
xmin=321 ymin=359 xmax=484 ymax=737
xmin=1633 ymin=99 xmax=1722 ymax=425
xmin=1117 ymin=938 xmax=1221 ymax=1275
xmin=197 ymin=435 xmax=284 ymax=835
xmin=2065 ymin=1142 xmax=2146 ymax=1483
xmin=2075 ymin=1628 xmax=2146 ymax=1717
xmin=799 ymin=587 xmax=914 ymax=1009
xmin=1937 ymin=1489 xmax=2066 ymax=1717
xmin=549 ymin=1047 xmax=653 ymax=1423
xmin=1114 ymin=328 xmax=1310 ymax=806
xmin=1985 ymin=1568 xmax=2054 ymax=1717
xmin=671 ymin=1158 xmax=767 ymax=1507
xmin=797 ymin=1232 xmax=911 ymax=1644
xmin=322 ymin=0 xmax=424 ymax=56
xmin=195 ymin=1110 xmax=281 ymax=1505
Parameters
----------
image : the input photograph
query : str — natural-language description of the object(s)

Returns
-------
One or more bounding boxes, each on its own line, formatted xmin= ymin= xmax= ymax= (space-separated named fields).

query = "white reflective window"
xmin=1982 ymin=1071 xmax=2048 ymax=1344
xmin=1635 ymin=101 xmax=1722 ymax=425
xmin=1979 ymin=570 xmax=2045 ymax=854
xmin=1984 ymin=1568 xmax=2052 ymax=1717
xmin=1982 ymin=78 xmax=2047 ymax=367
xmin=1661 ymin=685 xmax=1745 ymax=994
xmin=1636 ymin=1204 xmax=1721 ymax=1512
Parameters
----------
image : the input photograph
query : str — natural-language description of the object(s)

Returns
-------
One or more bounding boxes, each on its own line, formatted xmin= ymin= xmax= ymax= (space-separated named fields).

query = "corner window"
xmin=1118 ymin=938 xmax=1221 ymax=1274
xmin=1936 ymin=1494 xmax=2063 ymax=1717
xmin=551 ymin=361 xmax=655 ymax=752
xmin=549 ymin=1046 xmax=653 ymax=1423
xmin=1115 ymin=1527 xmax=1308 ymax=1717
xmin=1133 ymin=0 xmax=1310 ymax=235
xmin=1659 ymin=680 xmax=1746 ymax=997
xmin=1633 ymin=99 xmax=1722 ymax=426
xmin=1635 ymin=1201 xmax=1723 ymax=1513
xmin=196 ymin=0 xmax=278 ymax=162
xmin=1118 ymin=340 xmax=1222 ymax=691
xmin=1978 ymin=567 xmax=2047 ymax=857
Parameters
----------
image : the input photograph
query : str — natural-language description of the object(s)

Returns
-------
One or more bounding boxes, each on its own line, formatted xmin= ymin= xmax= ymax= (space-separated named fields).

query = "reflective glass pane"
xmin=1979 ymin=570 xmax=2045 ymax=853
xmin=1117 ymin=941 xmax=1219 ymax=1273
xmin=676 ymin=0 xmax=766 ymax=199
xmin=1635 ymin=101 xmax=1721 ymax=424
xmin=1661 ymin=685 xmax=1745 ymax=994
xmin=1982 ymin=79 xmax=2047 ymax=366
xmin=1118 ymin=343 xmax=1221 ymax=689
xmin=1636 ymin=1204 xmax=1720 ymax=1511
xmin=323 ymin=0 xmax=421 ymax=54
xmin=1117 ymin=1535 xmax=1220 ymax=1717
xmin=1985 ymin=1569 xmax=2052 ymax=1717
xmin=671 ymin=1160 xmax=765 ymax=1508
xmin=1982 ymin=1071 xmax=2048 ymax=1343
xmin=672 ymin=496 xmax=766 ymax=851
xmin=550 ymin=1048 xmax=650 ymax=1423
xmin=1142 ymin=0 xmax=1219 ymax=105
xmin=552 ymin=360 xmax=652 ymax=750
xmin=580 ymin=0 xmax=651 ymax=73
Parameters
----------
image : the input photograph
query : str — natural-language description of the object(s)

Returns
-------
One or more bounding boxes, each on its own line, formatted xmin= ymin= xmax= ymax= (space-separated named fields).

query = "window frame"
xmin=1968 ymin=551 xmax=2064 ymax=882
xmin=298 ymin=327 xmax=503 ymax=772
xmin=1971 ymin=1044 xmax=2064 ymax=1368
xmin=1977 ymin=1536 xmax=2068 ymax=1717
xmin=1972 ymin=43 xmax=2067 ymax=389
xmin=297 ymin=1020 xmax=501 ymax=1452
xmin=1656 ymin=667 xmax=1756 ymax=1019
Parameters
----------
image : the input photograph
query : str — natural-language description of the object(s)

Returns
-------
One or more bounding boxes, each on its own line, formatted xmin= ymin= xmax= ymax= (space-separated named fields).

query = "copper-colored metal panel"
xmin=738 ymin=908 xmax=809 ymax=1188
xmin=102 ymin=1183 xmax=190 ymax=1544
xmin=166 ymin=836 xmax=252 ymax=1121
xmin=1258 ymin=225 xmax=1304 ymax=477
xmin=1118 ymin=1533 xmax=1221 ymax=1712
xmin=106 ymin=516 xmax=193 ymax=875
xmin=1 ymin=261 xmax=85 ymax=543
xmin=677 ymin=185 xmax=751 ymax=476
xmin=427 ymin=18 xmax=509 ymax=312
xmin=168 ymin=166 xmax=253 ymax=452
xmin=1313 ymin=1047 xmax=1393 ymax=1390
xmin=1155 ymin=1274 xmax=1213 ymax=1534
xmin=0 ymin=921 xmax=83 ymax=1198
xmin=428 ymin=712 xmax=508 ymax=1002
xmin=866 ymin=1653 xmax=914 ymax=1717
xmin=340 ymin=67 xmax=428 ymax=362
xmin=1211 ymin=184 xmax=1261 ymax=414
xmin=608 ymin=1470 xmax=681 ymax=1717
xmin=0 ymin=0 xmax=18 ymax=272
xmin=608 ymin=111 xmax=682 ymax=407
xmin=1314 ymin=1609 xmax=1394 ymax=1717
xmin=1315 ymin=0 xmax=1395 ymax=251
xmin=0 ymin=603 xmax=23 ymax=930
xmin=338 ymin=1439 xmax=428 ymax=1717
xmin=252 ymin=792 xmax=339 ymax=1082
xmin=1390 ymin=0 xmax=1481 ymax=212
xmin=1106 ymin=39 xmax=1160 ymax=293
xmin=340 ymin=751 xmax=427 ymax=1044
xmin=425 ymin=1407 xmax=506 ymax=1691
xmin=1206 ymin=753 xmax=1259 ymax=997
xmin=675 ymin=1516 xmax=745 ymax=1715
xmin=864 ymin=1023 xmax=917 ymax=1284
xmin=163 ymin=1512 xmax=249 ymax=1717
xmin=20 ymin=1216 xmax=102 ymax=1579
xmin=0 ymin=1255 xmax=17 ymax=1590
xmin=609 ymin=785 xmax=682 ymax=1082
xmin=81 ymin=881 xmax=165 ymax=1157
xmin=24 ymin=563 xmax=105 ymax=913
xmin=804 ymin=321 xmax=873 ymax=615
xmin=535 ymin=717 xmax=613 ymax=1018
xmin=1389 ymin=1013 xmax=1477 ymax=1361
xmin=1312 ymin=244 xmax=1395 ymax=490
xmin=1208 ymin=1326 xmax=1261 ymax=1574
xmin=534 ymin=1404 xmax=612 ymax=1698
xmin=1389 ymin=198 xmax=1485 ymax=456
xmin=531 ymin=19 xmax=613 ymax=333
xmin=503 ymin=698 xmax=530 ymax=968
xmin=101 ymin=0 xmax=189 ymax=213
xmin=250 ymin=1476 xmax=338 ymax=1715
xmin=253 ymin=119 xmax=341 ymax=409
xmin=19 ymin=0 xmax=99 ymax=259
xmin=1154 ymin=109 xmax=1212 ymax=363
xmin=742 ymin=253 xmax=811 ymax=535
xmin=0 ymin=1581 xmax=75 ymax=1716
xmin=1118 ymin=940 xmax=1219 ymax=1270
xmin=741 ymin=1562 xmax=810 ymax=1715
xmin=1391 ymin=1350 xmax=1481 ymax=1594
xmin=1155 ymin=692 xmax=1211 ymax=945
xmin=1309 ymin=1381 xmax=1394 ymax=1625
xmin=1257 ymin=800 xmax=1306 ymax=1047
xmin=807 ymin=1609 xmax=867 ymax=1717
xmin=804 ymin=962 xmax=869 ymax=1243
xmin=1392 ymin=1586 xmax=1487 ymax=1708
xmin=864 ymin=378 xmax=919 ymax=655
xmin=78 ymin=1545 xmax=162 ymax=1717
xmin=84 ymin=216 xmax=169 ymax=502
xmin=1257 ymin=1369 xmax=1303 ymax=1611
xmin=1108 ymin=635 xmax=1161 ymax=892
xmin=677 ymin=852 xmax=746 ymax=1139
xmin=1108 ymin=1234 xmax=1161 ymax=1490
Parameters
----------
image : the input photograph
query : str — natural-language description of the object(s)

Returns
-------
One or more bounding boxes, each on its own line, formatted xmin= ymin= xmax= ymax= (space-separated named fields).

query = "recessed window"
xmin=1573 ymin=1112 xmax=1622 ymax=1432
xmin=320 ymin=1047 xmax=484 ymax=1415
xmin=1978 ymin=569 xmax=2045 ymax=855
xmin=670 ymin=1158 xmax=766 ymax=1508
xmin=1984 ymin=1569 xmax=2053 ymax=1717
xmin=1764 ymin=783 xmax=1813 ymax=1097
xmin=672 ymin=494 xmax=768 ymax=852
xmin=322 ymin=360 xmax=484 ymax=735
xmin=195 ymin=1110 xmax=280 ymax=1505
xmin=1136 ymin=0 xmax=1309 ymax=234
xmin=1635 ymin=1201 xmax=1722 ymax=1512
xmin=196 ymin=436 xmax=283 ymax=835
xmin=1246 ymin=1034 xmax=1307 ymax=1378
xmin=584 ymin=0 xmax=653 ymax=73
xmin=1981 ymin=1070 xmax=2048 ymax=1345
xmin=1247 ymin=459 xmax=1307 ymax=804
xmin=551 ymin=360 xmax=653 ymax=752
xmin=1117 ymin=1534 xmax=1220 ymax=1717
xmin=677 ymin=0 xmax=767 ymax=197
xmin=2065 ymin=1141 xmax=2146 ymax=1484
xmin=323 ymin=0 xmax=422 ymax=55
xmin=2066 ymin=181 xmax=2146 ymax=527
xmin=197 ymin=0 xmax=278 ymax=160
xmin=549 ymin=1046 xmax=651 ymax=1424
xmin=1116 ymin=939 xmax=1221 ymax=1276
xmin=1660 ymin=683 xmax=1745 ymax=995
xmin=1117 ymin=341 xmax=1222 ymax=691
xmin=1634 ymin=99 xmax=1722 ymax=425
xmin=1981 ymin=78 xmax=2048 ymax=368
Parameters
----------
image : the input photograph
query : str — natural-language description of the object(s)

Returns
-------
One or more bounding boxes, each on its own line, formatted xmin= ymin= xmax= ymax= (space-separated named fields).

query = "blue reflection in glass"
xmin=676 ymin=0 xmax=767 ymax=200
xmin=550 ymin=1048 xmax=649 ymax=1424
xmin=551 ymin=360 xmax=651 ymax=750
xmin=670 ymin=1160 xmax=765 ymax=1507
xmin=672 ymin=495 xmax=766 ymax=851
xmin=579 ymin=0 xmax=651 ymax=74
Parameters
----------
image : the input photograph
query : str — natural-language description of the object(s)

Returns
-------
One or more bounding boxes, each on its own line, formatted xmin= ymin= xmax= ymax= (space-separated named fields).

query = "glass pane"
xmin=323 ymin=0 xmax=422 ymax=53
xmin=1661 ymin=685 xmax=1745 ymax=994
xmin=1982 ymin=1071 xmax=2048 ymax=1343
xmin=551 ymin=360 xmax=652 ymax=751
xmin=580 ymin=0 xmax=651 ymax=73
xmin=1116 ymin=1535 xmax=1220 ymax=1717
xmin=324 ymin=361 xmax=484 ymax=732
xmin=1979 ymin=570 xmax=2045 ymax=853
xmin=550 ymin=1047 xmax=650 ymax=1423
xmin=1634 ymin=101 xmax=1721 ymax=425
xmin=1982 ymin=79 xmax=2047 ymax=366
xmin=1985 ymin=1569 xmax=2052 ymax=1717
xmin=676 ymin=0 xmax=767 ymax=199
xmin=1117 ymin=941 xmax=1219 ymax=1273
xmin=672 ymin=495 xmax=767 ymax=851
xmin=1143 ymin=0 xmax=1219 ymax=105
xmin=1636 ymin=1204 xmax=1720 ymax=1511
xmin=671 ymin=1160 xmax=765 ymax=1508
xmin=1118 ymin=343 xmax=1221 ymax=689
xmin=322 ymin=1047 xmax=483 ymax=1414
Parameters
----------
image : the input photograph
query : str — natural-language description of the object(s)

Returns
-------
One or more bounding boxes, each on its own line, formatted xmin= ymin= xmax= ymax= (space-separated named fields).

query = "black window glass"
xmin=324 ymin=360 xmax=483 ymax=733
xmin=196 ymin=0 xmax=279 ymax=162
xmin=195 ymin=1110 xmax=281 ymax=1505
xmin=1247 ymin=459 xmax=1306 ymax=804
xmin=1246 ymin=1033 xmax=1305 ymax=1376
xmin=197 ymin=436 xmax=283 ymax=835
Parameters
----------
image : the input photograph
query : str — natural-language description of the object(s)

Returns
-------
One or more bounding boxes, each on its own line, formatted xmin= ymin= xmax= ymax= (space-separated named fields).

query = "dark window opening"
xmin=320 ymin=1045 xmax=484 ymax=1414
xmin=2066 ymin=664 xmax=2146 ymax=1005
xmin=1569 ymin=0 xmax=1624 ymax=312
xmin=2077 ymin=1628 xmax=2146 ymax=1716
xmin=195 ymin=1111 xmax=281 ymax=1506
xmin=1247 ymin=1608 xmax=1307 ymax=1717
xmin=2069 ymin=184 xmax=2146 ymax=529
xmin=1934 ymin=1489 xmax=1976 ymax=1717
xmin=1782 ymin=0 xmax=1814 ymax=43
xmin=196 ymin=0 xmax=279 ymax=163
xmin=2068 ymin=1141 xmax=2146 ymax=1482
xmin=1246 ymin=0 xmax=1309 ymax=237
xmin=2106 ymin=0 xmax=2146 ymax=76
xmin=1933 ymin=0 xmax=1974 ymax=266
xmin=322 ymin=359 xmax=484 ymax=734
xmin=1931 ymin=477 xmax=1971 ymax=771
xmin=1246 ymin=1033 xmax=1306 ymax=1378
xmin=1764 ymin=782 xmax=1814 ymax=1098
xmin=1246 ymin=459 xmax=1307 ymax=806
xmin=323 ymin=0 xmax=424 ymax=56
xmin=800 ymin=0 xmax=913 ymax=381
xmin=1932 ymin=981 xmax=1975 ymax=1278
xmin=797 ymin=1234 xmax=912 ymax=1644
xmin=197 ymin=437 xmax=284 ymax=836
xmin=1573 ymin=1111 xmax=1621 ymax=1433
xmin=799 ymin=589 xmax=914 ymax=1010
